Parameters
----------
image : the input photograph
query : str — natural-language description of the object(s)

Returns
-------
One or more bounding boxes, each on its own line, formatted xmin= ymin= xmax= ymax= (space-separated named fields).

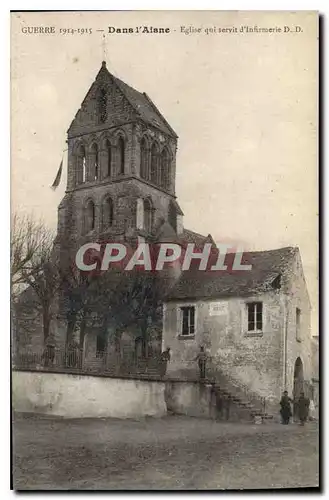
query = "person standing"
xmin=279 ymin=391 xmax=292 ymax=424
xmin=309 ymin=399 xmax=317 ymax=421
xmin=42 ymin=342 xmax=55 ymax=367
xmin=196 ymin=346 xmax=208 ymax=380
xmin=297 ymin=392 xmax=310 ymax=425
xmin=159 ymin=347 xmax=171 ymax=378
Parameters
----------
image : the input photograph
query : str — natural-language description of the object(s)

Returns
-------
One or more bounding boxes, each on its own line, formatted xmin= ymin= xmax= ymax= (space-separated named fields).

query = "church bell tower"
xmin=56 ymin=61 xmax=184 ymax=262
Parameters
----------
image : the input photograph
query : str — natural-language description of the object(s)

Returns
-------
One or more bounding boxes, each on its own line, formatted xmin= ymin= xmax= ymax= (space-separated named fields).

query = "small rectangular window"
xmin=247 ymin=302 xmax=263 ymax=332
xmin=181 ymin=306 xmax=195 ymax=336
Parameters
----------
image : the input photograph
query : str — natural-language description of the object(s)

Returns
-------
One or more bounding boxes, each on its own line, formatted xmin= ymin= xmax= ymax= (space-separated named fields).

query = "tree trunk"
xmin=114 ymin=328 xmax=122 ymax=355
xmin=79 ymin=315 xmax=87 ymax=350
xmin=66 ymin=314 xmax=76 ymax=346
xmin=43 ymin=310 xmax=51 ymax=345
xmin=140 ymin=320 xmax=149 ymax=358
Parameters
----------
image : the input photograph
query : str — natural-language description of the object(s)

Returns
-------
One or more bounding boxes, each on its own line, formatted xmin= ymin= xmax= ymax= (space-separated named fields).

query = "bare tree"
xmin=11 ymin=213 xmax=59 ymax=344
xmin=86 ymin=269 xmax=165 ymax=356
xmin=22 ymin=245 xmax=60 ymax=344
xmin=11 ymin=213 xmax=52 ymax=296
xmin=110 ymin=271 xmax=163 ymax=352
xmin=62 ymin=266 xmax=166 ymax=356
xmin=61 ymin=265 xmax=97 ymax=349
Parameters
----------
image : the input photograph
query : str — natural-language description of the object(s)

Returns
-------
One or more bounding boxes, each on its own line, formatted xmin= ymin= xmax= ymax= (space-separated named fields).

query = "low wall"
xmin=12 ymin=371 xmax=167 ymax=419
xmin=165 ymin=380 xmax=254 ymax=421
xmin=165 ymin=380 xmax=211 ymax=418
xmin=12 ymin=370 xmax=264 ymax=421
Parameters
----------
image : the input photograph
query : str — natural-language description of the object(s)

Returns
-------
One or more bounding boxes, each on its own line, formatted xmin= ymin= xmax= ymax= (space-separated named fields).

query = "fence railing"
xmin=12 ymin=347 xmax=164 ymax=378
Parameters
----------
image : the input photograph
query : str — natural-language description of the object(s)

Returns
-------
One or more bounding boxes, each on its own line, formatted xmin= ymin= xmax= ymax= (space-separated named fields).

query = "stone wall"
xmin=58 ymin=178 xmax=178 ymax=252
xmin=311 ymin=337 xmax=319 ymax=381
xmin=12 ymin=370 xmax=257 ymax=421
xmin=165 ymin=381 xmax=255 ymax=421
xmin=284 ymin=251 xmax=313 ymax=398
xmin=12 ymin=370 xmax=166 ymax=419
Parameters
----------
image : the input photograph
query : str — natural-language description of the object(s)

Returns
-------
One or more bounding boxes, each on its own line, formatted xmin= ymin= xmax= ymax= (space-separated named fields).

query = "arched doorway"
xmin=293 ymin=357 xmax=304 ymax=415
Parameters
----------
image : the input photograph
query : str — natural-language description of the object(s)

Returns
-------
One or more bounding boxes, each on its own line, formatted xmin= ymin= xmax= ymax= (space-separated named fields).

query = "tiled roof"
xmin=154 ymin=225 xmax=213 ymax=246
xmin=167 ymin=247 xmax=298 ymax=301
xmin=179 ymin=229 xmax=213 ymax=246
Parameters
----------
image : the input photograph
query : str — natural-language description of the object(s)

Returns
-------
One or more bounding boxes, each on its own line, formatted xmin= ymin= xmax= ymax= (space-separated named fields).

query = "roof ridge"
xmin=142 ymin=92 xmax=178 ymax=138
xmin=112 ymin=74 xmax=144 ymax=101
xmin=240 ymin=246 xmax=298 ymax=255
xmin=183 ymin=228 xmax=207 ymax=239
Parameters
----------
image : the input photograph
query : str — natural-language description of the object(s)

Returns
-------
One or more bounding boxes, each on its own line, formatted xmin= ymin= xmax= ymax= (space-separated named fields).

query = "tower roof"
xmin=69 ymin=61 xmax=178 ymax=138
xmin=112 ymin=74 xmax=178 ymax=138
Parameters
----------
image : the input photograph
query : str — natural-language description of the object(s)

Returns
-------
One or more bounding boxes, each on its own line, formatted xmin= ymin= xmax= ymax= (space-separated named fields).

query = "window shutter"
xmin=256 ymin=302 xmax=263 ymax=330
xmin=182 ymin=309 xmax=189 ymax=335
xmin=189 ymin=307 xmax=195 ymax=334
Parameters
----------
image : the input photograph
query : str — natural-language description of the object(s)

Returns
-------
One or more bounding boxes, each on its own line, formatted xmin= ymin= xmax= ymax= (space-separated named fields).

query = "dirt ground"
xmin=12 ymin=413 xmax=319 ymax=490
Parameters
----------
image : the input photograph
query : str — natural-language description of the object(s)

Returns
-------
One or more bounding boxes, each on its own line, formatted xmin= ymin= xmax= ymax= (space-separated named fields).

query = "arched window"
xmin=160 ymin=149 xmax=170 ymax=190
xmin=140 ymin=138 xmax=148 ymax=180
xmin=150 ymin=143 xmax=159 ymax=185
xmin=84 ymin=200 xmax=95 ymax=233
xmin=143 ymin=198 xmax=153 ymax=233
xmin=91 ymin=143 xmax=99 ymax=181
xmin=102 ymin=197 xmax=114 ymax=229
xmin=106 ymin=139 xmax=112 ymax=177
xmin=118 ymin=137 xmax=125 ymax=175
xmin=82 ymin=153 xmax=86 ymax=183
xmin=77 ymin=145 xmax=86 ymax=184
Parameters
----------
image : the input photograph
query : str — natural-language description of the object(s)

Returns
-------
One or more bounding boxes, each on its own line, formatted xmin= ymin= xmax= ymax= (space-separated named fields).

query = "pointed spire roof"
xmin=70 ymin=61 xmax=178 ymax=138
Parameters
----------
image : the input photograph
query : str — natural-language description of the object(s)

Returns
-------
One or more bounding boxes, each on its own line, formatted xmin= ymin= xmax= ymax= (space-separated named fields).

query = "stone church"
xmin=51 ymin=60 xmax=212 ymax=362
xmin=15 ymin=61 xmax=314 ymax=411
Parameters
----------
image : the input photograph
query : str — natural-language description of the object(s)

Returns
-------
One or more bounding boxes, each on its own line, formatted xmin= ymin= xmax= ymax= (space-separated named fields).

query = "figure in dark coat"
xmin=280 ymin=391 xmax=292 ymax=424
xmin=159 ymin=347 xmax=171 ymax=377
xmin=297 ymin=392 xmax=310 ymax=425
xmin=42 ymin=343 xmax=55 ymax=367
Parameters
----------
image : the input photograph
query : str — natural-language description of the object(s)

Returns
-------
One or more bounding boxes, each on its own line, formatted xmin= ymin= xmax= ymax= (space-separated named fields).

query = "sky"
xmin=11 ymin=11 xmax=318 ymax=333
